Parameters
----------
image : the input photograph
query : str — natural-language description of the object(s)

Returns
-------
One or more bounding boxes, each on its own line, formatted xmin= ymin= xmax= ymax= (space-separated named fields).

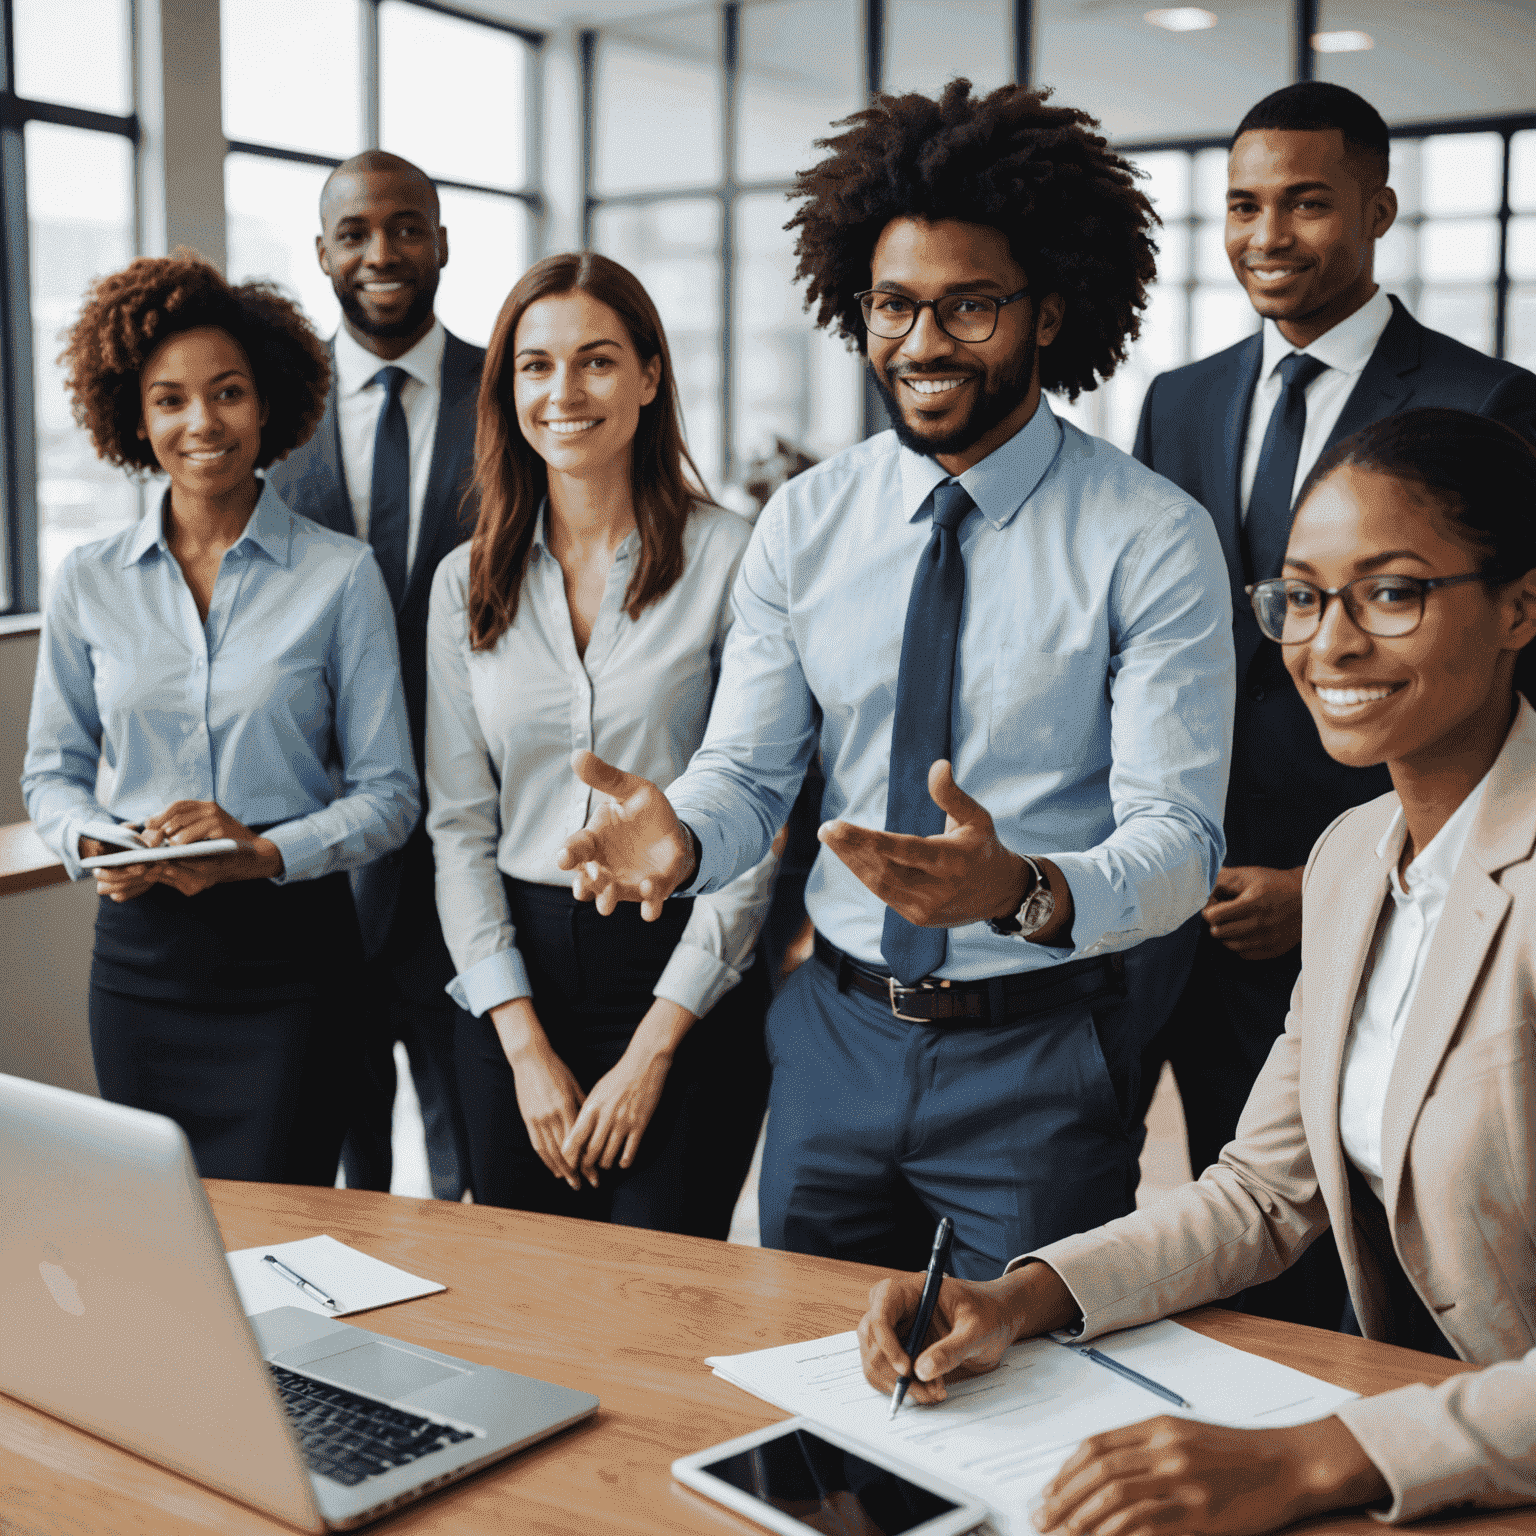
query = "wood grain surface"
xmin=2 ymin=1182 xmax=1531 ymax=1536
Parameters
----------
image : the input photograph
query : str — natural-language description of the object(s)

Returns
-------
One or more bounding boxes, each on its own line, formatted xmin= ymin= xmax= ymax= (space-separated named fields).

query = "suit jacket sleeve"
xmin=1132 ymin=374 xmax=1158 ymax=468
xmin=1477 ymin=367 xmax=1536 ymax=448
xmin=1332 ymin=1349 xmax=1536 ymax=1522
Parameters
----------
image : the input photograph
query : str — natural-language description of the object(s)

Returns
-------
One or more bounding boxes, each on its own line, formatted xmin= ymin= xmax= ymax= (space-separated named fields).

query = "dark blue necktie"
xmin=1244 ymin=352 xmax=1328 ymax=584
xmin=880 ymin=480 xmax=975 ymax=985
xmin=368 ymin=365 xmax=411 ymax=610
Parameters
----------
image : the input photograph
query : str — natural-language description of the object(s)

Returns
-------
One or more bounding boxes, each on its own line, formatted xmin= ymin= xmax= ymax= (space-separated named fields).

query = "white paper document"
xmin=227 ymin=1234 xmax=445 ymax=1319
xmin=707 ymin=1320 xmax=1357 ymax=1535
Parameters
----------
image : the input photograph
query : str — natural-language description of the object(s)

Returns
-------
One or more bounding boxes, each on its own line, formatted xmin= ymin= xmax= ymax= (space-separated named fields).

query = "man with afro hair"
xmin=557 ymin=80 xmax=1236 ymax=1279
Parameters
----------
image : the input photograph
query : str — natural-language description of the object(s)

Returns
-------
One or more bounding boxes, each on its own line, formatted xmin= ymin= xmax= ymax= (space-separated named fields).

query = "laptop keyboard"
xmin=268 ymin=1363 xmax=477 ymax=1488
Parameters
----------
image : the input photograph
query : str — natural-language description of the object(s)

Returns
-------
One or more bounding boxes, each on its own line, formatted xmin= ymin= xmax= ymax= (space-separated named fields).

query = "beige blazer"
xmin=1026 ymin=698 xmax=1536 ymax=1523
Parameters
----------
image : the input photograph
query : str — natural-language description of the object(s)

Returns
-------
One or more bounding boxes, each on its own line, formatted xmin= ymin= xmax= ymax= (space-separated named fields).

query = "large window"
xmin=585 ymin=0 xmax=866 ymax=493
xmin=223 ymin=0 xmax=540 ymax=351
xmin=0 ymin=0 xmax=139 ymax=612
xmin=1060 ymin=121 xmax=1536 ymax=450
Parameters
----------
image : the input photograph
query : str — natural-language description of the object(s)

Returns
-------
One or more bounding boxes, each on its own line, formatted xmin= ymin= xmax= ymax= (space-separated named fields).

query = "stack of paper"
xmin=227 ymin=1235 xmax=445 ymax=1319
xmin=708 ymin=1320 xmax=1357 ymax=1535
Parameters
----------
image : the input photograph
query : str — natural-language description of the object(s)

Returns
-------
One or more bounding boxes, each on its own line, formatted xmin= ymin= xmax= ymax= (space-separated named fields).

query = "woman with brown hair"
xmin=425 ymin=252 xmax=775 ymax=1234
xmin=22 ymin=253 xmax=418 ymax=1183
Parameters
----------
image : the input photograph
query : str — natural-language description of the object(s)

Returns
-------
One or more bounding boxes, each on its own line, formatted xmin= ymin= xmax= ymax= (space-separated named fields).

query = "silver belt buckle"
xmin=888 ymin=975 xmax=947 ymax=1022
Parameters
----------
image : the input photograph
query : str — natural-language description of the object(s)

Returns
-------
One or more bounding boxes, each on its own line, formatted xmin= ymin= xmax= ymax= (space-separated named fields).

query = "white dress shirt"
xmin=425 ymin=501 xmax=778 ymax=1020
xmin=333 ymin=319 xmax=445 ymax=574
xmin=1239 ymin=286 xmax=1395 ymax=519
xmin=1338 ymin=771 xmax=1491 ymax=1202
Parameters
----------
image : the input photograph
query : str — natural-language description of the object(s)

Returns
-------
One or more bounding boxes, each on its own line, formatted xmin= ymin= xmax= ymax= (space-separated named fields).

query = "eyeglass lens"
xmin=1253 ymin=577 xmax=1426 ymax=643
xmin=861 ymin=292 xmax=1000 ymax=342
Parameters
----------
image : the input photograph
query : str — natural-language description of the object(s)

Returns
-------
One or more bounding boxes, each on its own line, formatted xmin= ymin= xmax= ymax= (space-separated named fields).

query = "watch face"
xmin=1019 ymin=887 xmax=1055 ymax=936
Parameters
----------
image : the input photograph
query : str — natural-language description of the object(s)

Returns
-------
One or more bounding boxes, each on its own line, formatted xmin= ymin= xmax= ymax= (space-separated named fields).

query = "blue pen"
xmin=1075 ymin=1345 xmax=1192 ymax=1410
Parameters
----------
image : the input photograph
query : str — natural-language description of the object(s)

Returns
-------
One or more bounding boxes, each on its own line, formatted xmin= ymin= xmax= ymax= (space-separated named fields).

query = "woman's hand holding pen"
xmin=84 ymin=801 xmax=282 ymax=901
xmin=561 ymin=998 xmax=694 ymax=1184
xmin=856 ymin=1262 xmax=1080 ymax=1404
xmin=555 ymin=752 xmax=697 ymax=922
xmin=492 ymin=998 xmax=587 ymax=1189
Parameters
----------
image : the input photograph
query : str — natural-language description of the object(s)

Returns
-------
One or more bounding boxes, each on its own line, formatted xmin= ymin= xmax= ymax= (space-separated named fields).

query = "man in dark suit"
xmin=1134 ymin=82 xmax=1536 ymax=1325
xmin=267 ymin=150 xmax=485 ymax=1199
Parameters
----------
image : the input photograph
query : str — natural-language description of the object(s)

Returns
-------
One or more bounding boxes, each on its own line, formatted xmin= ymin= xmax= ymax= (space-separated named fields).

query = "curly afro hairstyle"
xmin=60 ymin=250 xmax=331 ymax=474
xmin=788 ymin=80 xmax=1159 ymax=401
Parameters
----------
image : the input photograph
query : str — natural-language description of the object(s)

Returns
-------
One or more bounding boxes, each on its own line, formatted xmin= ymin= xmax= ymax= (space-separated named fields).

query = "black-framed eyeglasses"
xmin=854 ymin=287 xmax=1031 ymax=343
xmin=1247 ymin=572 xmax=1491 ymax=644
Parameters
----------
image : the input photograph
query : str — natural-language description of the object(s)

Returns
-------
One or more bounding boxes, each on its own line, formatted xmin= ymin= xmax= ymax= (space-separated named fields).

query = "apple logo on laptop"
xmin=39 ymin=1245 xmax=85 ymax=1316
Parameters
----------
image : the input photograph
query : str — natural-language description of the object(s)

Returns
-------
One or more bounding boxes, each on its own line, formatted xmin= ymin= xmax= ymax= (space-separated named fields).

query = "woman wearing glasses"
xmin=854 ymin=407 xmax=1536 ymax=1530
xmin=425 ymin=252 xmax=775 ymax=1234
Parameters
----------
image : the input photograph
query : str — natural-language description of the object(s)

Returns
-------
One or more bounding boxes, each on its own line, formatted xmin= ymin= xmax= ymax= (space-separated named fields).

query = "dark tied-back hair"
xmin=467 ymin=251 xmax=710 ymax=652
xmin=60 ymin=250 xmax=331 ymax=474
xmin=1302 ymin=407 xmax=1536 ymax=699
xmin=1233 ymin=82 xmax=1390 ymax=184
xmin=788 ymin=79 xmax=1157 ymax=402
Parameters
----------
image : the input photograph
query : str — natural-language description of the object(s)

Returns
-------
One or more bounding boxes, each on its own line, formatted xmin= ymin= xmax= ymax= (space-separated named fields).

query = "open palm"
xmin=555 ymin=751 xmax=695 ymax=920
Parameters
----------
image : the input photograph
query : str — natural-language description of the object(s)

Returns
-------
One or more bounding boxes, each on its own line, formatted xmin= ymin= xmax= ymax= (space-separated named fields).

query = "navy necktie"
xmin=880 ymin=480 xmax=975 ymax=985
xmin=1244 ymin=352 xmax=1328 ymax=584
xmin=369 ymin=365 xmax=411 ymax=610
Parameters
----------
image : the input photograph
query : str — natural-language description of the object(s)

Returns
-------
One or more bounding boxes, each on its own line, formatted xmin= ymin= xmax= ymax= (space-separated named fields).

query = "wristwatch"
xmin=987 ymin=854 xmax=1055 ymax=939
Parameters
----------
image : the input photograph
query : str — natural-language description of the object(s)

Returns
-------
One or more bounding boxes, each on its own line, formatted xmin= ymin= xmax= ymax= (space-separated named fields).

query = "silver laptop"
xmin=0 ymin=1072 xmax=598 ymax=1531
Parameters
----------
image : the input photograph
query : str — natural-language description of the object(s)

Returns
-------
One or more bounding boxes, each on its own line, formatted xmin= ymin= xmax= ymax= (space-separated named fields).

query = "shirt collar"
xmin=1260 ymin=286 xmax=1394 ymax=383
xmin=528 ymin=498 xmax=640 ymax=563
xmin=333 ymin=317 xmax=445 ymax=397
xmin=122 ymin=479 xmax=294 ymax=568
xmin=897 ymin=398 xmax=1063 ymax=530
xmin=1375 ymin=767 xmax=1493 ymax=902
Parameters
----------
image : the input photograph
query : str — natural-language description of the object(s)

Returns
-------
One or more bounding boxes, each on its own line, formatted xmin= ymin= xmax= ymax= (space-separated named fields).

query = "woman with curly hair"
xmin=554 ymin=81 xmax=1234 ymax=1278
xmin=425 ymin=251 xmax=775 ymax=1233
xmin=22 ymin=252 xmax=418 ymax=1184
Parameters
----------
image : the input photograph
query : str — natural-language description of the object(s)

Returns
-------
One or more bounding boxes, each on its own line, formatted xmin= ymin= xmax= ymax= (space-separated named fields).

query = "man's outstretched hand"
xmin=555 ymin=751 xmax=697 ymax=922
xmin=819 ymin=759 xmax=1074 ymax=945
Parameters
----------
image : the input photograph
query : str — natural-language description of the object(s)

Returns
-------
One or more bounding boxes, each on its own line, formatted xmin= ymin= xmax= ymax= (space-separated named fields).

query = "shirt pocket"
xmin=988 ymin=643 xmax=1111 ymax=769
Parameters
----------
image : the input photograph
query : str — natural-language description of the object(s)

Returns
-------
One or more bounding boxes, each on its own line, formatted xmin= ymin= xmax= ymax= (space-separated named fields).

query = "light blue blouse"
xmin=22 ymin=480 xmax=419 ymax=883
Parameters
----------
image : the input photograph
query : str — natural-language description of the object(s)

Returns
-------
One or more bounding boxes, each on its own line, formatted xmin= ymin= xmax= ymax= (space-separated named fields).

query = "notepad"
xmin=227 ymin=1234 xmax=445 ymax=1319
xmin=707 ymin=1320 xmax=1358 ymax=1536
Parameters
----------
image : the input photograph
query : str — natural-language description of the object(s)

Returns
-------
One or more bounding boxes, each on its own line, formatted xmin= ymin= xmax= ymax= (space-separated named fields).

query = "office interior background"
xmin=2 ymin=0 xmax=1535 ymax=1185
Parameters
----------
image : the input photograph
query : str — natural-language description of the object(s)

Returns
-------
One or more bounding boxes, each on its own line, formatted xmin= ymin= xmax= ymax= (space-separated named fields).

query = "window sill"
xmin=0 ymin=612 xmax=42 ymax=638
xmin=0 ymin=822 xmax=67 ymax=897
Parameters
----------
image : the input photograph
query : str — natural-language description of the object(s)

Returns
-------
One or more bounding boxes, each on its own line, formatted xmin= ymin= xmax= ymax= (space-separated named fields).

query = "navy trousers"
xmin=758 ymin=924 xmax=1196 ymax=1281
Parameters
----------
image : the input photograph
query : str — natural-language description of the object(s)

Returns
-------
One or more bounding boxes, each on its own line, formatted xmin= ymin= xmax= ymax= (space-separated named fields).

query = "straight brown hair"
xmin=466 ymin=251 xmax=711 ymax=650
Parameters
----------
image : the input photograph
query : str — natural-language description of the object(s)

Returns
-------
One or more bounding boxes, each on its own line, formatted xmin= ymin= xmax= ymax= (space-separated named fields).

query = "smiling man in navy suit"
xmin=267 ymin=150 xmax=484 ymax=1200
xmin=1133 ymin=83 xmax=1536 ymax=1326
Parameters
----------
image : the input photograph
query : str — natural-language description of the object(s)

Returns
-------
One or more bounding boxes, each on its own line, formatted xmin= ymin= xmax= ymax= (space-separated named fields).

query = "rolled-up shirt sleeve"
xmin=264 ymin=551 xmax=419 ymax=883
xmin=21 ymin=550 xmax=113 ymax=881
xmin=425 ymin=557 xmax=533 ymax=1016
xmin=654 ymin=844 xmax=780 ymax=1016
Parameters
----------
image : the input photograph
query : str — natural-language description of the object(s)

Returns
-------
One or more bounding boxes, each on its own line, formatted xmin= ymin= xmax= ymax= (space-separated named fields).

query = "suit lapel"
xmin=1320 ymin=297 xmax=1418 ymax=457
xmin=1377 ymin=704 xmax=1536 ymax=1218
xmin=404 ymin=330 xmax=480 ymax=609
xmin=1222 ymin=335 xmax=1263 ymax=677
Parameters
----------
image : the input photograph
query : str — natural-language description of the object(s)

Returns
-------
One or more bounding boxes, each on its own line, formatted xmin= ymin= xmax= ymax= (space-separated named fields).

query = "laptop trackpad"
xmin=304 ymin=1340 xmax=466 ymax=1400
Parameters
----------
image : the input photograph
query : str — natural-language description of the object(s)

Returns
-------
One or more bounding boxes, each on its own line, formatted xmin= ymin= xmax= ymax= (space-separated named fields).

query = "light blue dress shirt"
xmin=22 ymin=480 xmax=419 ymax=884
xmin=666 ymin=402 xmax=1236 ymax=978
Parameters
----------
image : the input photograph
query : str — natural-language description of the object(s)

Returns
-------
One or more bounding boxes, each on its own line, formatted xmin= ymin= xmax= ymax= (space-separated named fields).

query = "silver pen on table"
xmin=263 ymin=1253 xmax=340 ymax=1311
xmin=1075 ymin=1346 xmax=1191 ymax=1410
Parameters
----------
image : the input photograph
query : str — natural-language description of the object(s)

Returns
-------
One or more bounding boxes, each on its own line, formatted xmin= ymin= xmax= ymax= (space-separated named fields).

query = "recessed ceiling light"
xmin=1145 ymin=7 xmax=1218 ymax=31
xmin=1312 ymin=29 xmax=1374 ymax=52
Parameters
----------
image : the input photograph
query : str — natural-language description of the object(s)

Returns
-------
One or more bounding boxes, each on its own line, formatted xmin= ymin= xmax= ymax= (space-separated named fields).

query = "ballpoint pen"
xmin=1075 ymin=1345 xmax=1191 ymax=1410
xmin=263 ymin=1253 xmax=340 ymax=1311
xmin=889 ymin=1216 xmax=955 ymax=1418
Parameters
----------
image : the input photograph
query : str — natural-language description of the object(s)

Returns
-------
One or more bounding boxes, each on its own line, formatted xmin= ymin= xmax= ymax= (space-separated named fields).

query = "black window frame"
xmin=0 ymin=0 xmax=140 ymax=617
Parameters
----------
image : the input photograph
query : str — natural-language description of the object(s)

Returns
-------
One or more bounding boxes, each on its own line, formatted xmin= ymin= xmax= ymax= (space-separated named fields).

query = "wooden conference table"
xmin=3 ymin=1183 xmax=1533 ymax=1536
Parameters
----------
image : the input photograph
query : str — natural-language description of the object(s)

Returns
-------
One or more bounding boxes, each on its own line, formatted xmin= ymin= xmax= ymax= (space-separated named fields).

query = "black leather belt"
xmin=814 ymin=932 xmax=1125 ymax=1026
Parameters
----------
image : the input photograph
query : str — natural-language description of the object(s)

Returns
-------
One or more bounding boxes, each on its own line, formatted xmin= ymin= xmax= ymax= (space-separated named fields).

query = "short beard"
xmin=871 ymin=327 xmax=1037 ymax=459
xmin=337 ymin=279 xmax=438 ymax=341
